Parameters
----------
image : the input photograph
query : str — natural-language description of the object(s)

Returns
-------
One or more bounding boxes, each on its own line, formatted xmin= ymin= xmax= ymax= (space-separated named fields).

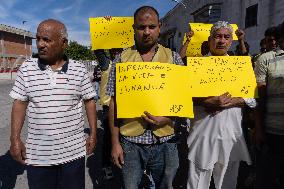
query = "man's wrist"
xmin=89 ymin=129 xmax=96 ymax=136
xmin=112 ymin=141 xmax=121 ymax=147
xmin=10 ymin=136 xmax=21 ymax=142
xmin=186 ymin=39 xmax=191 ymax=43
xmin=231 ymin=97 xmax=245 ymax=107
xmin=202 ymin=97 xmax=215 ymax=107
xmin=111 ymin=137 xmax=120 ymax=145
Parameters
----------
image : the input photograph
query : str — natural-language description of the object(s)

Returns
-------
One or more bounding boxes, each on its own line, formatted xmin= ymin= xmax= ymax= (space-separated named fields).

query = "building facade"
xmin=0 ymin=24 xmax=33 ymax=72
xmin=160 ymin=0 xmax=284 ymax=54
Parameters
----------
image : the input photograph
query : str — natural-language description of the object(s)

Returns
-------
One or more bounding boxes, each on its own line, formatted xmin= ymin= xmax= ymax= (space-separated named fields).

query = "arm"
xmin=193 ymin=92 xmax=232 ymax=108
xmin=94 ymin=50 xmax=110 ymax=71
xmin=109 ymin=96 xmax=124 ymax=168
xmin=221 ymin=97 xmax=246 ymax=108
xmin=142 ymin=111 xmax=172 ymax=126
xmin=84 ymin=99 xmax=97 ymax=155
xmin=253 ymin=83 xmax=267 ymax=145
xmin=179 ymin=31 xmax=194 ymax=59
xmin=10 ymin=100 xmax=28 ymax=164
xmin=193 ymin=93 xmax=245 ymax=115
xmin=235 ymin=29 xmax=248 ymax=55
xmin=105 ymin=56 xmax=124 ymax=168
xmin=238 ymin=40 xmax=248 ymax=55
xmin=252 ymin=54 xmax=268 ymax=145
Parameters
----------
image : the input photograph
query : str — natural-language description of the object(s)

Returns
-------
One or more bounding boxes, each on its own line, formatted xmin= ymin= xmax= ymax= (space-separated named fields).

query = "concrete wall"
xmin=0 ymin=31 xmax=32 ymax=69
xmin=160 ymin=0 xmax=284 ymax=54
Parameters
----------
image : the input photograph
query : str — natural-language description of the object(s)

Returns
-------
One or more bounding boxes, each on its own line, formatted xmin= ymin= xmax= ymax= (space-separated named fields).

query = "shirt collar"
xmin=275 ymin=47 xmax=284 ymax=56
xmin=132 ymin=43 xmax=159 ymax=53
xmin=207 ymin=52 xmax=229 ymax=57
xmin=38 ymin=55 xmax=69 ymax=73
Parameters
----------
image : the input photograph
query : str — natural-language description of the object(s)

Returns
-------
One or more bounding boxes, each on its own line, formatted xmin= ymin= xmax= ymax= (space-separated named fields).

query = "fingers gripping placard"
xmin=89 ymin=17 xmax=134 ymax=50
xmin=116 ymin=62 xmax=194 ymax=118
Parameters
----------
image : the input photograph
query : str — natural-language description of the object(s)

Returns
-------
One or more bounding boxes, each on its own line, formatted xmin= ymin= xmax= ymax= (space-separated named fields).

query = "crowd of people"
xmin=8 ymin=5 xmax=284 ymax=189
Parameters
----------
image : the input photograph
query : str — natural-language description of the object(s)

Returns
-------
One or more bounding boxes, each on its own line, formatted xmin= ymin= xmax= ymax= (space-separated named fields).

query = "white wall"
xmin=161 ymin=0 xmax=284 ymax=54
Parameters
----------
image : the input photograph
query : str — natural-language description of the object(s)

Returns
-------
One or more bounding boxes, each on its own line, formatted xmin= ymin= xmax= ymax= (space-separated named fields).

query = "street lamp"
xmin=171 ymin=0 xmax=186 ymax=8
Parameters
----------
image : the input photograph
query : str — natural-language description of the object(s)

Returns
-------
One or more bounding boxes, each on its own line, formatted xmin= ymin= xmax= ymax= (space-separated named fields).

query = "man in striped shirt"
xmin=9 ymin=19 xmax=97 ymax=189
xmin=254 ymin=21 xmax=284 ymax=189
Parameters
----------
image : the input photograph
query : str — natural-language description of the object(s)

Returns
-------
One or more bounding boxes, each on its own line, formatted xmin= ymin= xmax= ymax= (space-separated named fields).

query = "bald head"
xmin=36 ymin=19 xmax=68 ymax=63
xmin=38 ymin=19 xmax=68 ymax=40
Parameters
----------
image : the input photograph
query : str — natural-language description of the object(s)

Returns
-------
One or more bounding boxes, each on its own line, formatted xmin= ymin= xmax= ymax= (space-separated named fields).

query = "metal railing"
xmin=0 ymin=58 xmax=98 ymax=80
xmin=0 ymin=56 xmax=25 ymax=72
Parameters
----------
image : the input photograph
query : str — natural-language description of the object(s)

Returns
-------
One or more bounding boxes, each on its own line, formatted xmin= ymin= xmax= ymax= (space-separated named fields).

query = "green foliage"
xmin=65 ymin=41 xmax=96 ymax=60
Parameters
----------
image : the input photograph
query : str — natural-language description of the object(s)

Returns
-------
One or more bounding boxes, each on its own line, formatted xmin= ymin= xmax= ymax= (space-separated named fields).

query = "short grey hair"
xmin=210 ymin=21 xmax=233 ymax=37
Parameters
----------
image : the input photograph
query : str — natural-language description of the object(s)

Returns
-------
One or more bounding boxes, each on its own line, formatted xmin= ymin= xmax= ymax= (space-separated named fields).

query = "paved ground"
xmin=0 ymin=79 xmax=189 ymax=189
xmin=0 ymin=80 xmax=124 ymax=189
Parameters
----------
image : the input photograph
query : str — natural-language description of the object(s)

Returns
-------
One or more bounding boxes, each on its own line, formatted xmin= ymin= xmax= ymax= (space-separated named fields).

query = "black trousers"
xmin=26 ymin=157 xmax=85 ymax=189
xmin=256 ymin=134 xmax=284 ymax=189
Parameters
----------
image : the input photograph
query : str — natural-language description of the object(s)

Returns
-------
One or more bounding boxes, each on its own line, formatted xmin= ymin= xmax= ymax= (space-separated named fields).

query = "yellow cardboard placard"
xmin=89 ymin=17 xmax=134 ymax=50
xmin=187 ymin=56 xmax=258 ymax=97
xmin=185 ymin=23 xmax=238 ymax=57
xmin=116 ymin=62 xmax=194 ymax=118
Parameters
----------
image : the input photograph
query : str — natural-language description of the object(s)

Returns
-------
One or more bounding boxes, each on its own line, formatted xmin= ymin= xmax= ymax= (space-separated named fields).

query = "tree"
xmin=65 ymin=41 xmax=96 ymax=61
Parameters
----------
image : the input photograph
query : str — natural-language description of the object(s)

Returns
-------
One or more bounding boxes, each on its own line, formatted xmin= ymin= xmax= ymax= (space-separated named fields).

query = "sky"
xmin=0 ymin=0 xmax=179 ymax=50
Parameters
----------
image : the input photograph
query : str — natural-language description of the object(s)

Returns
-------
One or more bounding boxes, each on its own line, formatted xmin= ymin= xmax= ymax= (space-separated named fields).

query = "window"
xmin=245 ymin=4 xmax=258 ymax=28
xmin=193 ymin=4 xmax=221 ymax=23
xmin=167 ymin=35 xmax=175 ymax=51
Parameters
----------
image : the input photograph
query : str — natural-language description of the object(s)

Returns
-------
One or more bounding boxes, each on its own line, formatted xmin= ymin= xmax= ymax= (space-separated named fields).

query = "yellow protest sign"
xmin=116 ymin=62 xmax=194 ymax=118
xmin=185 ymin=23 xmax=238 ymax=57
xmin=89 ymin=17 xmax=134 ymax=50
xmin=187 ymin=56 xmax=258 ymax=97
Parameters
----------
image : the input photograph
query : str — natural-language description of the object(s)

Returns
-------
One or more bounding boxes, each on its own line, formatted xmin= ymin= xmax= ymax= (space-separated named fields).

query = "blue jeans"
xmin=26 ymin=157 xmax=85 ymax=189
xmin=120 ymin=138 xmax=179 ymax=189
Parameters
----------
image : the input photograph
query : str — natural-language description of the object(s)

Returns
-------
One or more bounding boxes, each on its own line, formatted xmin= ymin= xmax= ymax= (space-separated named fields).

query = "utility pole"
xmin=22 ymin=21 xmax=28 ymax=59
xmin=0 ymin=31 xmax=5 ymax=70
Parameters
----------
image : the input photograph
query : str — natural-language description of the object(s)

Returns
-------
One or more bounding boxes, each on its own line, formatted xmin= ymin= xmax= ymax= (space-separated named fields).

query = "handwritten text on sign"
xmin=185 ymin=23 xmax=238 ymax=57
xmin=116 ymin=62 xmax=194 ymax=118
xmin=187 ymin=56 xmax=258 ymax=97
xmin=89 ymin=17 xmax=134 ymax=50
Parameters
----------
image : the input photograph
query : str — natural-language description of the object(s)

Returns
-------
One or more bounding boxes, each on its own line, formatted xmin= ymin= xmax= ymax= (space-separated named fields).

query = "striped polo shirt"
xmin=254 ymin=48 xmax=284 ymax=135
xmin=10 ymin=57 xmax=96 ymax=165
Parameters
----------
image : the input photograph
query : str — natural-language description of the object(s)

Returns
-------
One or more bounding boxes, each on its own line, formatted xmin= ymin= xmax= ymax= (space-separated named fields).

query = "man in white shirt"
xmin=9 ymin=19 xmax=97 ymax=189
xmin=187 ymin=21 xmax=256 ymax=189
